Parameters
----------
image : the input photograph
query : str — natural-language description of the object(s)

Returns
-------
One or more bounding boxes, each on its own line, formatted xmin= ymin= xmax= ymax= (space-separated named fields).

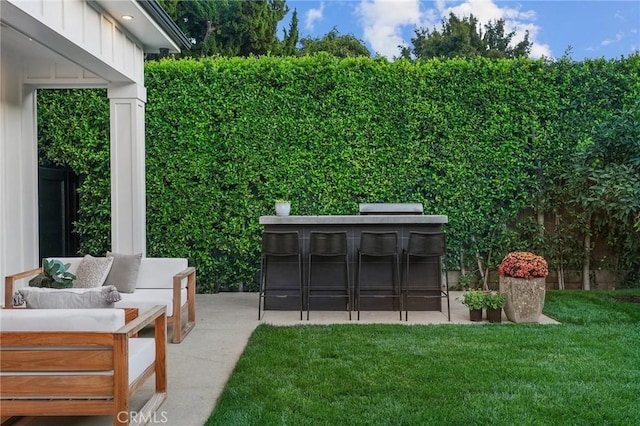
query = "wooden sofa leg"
xmin=171 ymin=311 xmax=182 ymax=344
xmin=187 ymin=270 xmax=196 ymax=325
xmin=171 ymin=307 xmax=196 ymax=344
xmin=134 ymin=311 xmax=167 ymax=423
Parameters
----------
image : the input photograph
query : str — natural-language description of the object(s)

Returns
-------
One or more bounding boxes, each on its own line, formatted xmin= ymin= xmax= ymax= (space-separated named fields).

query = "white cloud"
xmin=601 ymin=32 xmax=624 ymax=46
xmin=305 ymin=2 xmax=325 ymax=31
xmin=590 ymin=30 xmax=637 ymax=55
xmin=530 ymin=42 xmax=552 ymax=59
xmin=440 ymin=0 xmax=506 ymax=24
xmin=356 ymin=0 xmax=423 ymax=59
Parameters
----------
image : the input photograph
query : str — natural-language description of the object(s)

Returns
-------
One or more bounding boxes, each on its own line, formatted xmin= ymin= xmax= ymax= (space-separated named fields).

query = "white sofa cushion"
xmin=136 ymin=258 xmax=188 ymax=289
xmin=115 ymin=288 xmax=187 ymax=317
xmin=44 ymin=257 xmax=190 ymax=318
xmin=128 ymin=338 xmax=156 ymax=385
xmin=51 ymin=257 xmax=188 ymax=290
xmin=0 ymin=308 xmax=125 ymax=332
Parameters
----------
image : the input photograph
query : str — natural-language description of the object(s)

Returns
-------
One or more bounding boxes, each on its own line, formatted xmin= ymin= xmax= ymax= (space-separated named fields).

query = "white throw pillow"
xmin=73 ymin=255 xmax=114 ymax=288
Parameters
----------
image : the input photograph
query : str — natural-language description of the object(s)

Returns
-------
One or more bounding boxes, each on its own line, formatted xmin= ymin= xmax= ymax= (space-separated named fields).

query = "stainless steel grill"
xmin=358 ymin=203 xmax=424 ymax=215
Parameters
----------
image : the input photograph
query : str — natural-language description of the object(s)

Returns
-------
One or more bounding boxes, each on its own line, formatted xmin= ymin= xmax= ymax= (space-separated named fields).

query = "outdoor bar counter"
xmin=259 ymin=213 xmax=449 ymax=311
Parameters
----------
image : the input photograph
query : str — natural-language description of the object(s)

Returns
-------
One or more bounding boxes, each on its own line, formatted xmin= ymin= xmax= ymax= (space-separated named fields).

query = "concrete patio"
xmin=18 ymin=291 xmax=558 ymax=426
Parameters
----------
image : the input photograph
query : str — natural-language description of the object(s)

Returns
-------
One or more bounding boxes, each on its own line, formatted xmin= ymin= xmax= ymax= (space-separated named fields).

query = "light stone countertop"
xmin=259 ymin=215 xmax=448 ymax=225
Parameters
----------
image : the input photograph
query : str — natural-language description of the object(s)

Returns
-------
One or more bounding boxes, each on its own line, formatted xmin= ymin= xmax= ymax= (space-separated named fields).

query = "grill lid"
xmin=359 ymin=203 xmax=424 ymax=215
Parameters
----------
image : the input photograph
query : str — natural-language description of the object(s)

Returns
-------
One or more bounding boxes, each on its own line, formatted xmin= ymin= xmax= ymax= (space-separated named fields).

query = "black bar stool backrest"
xmin=309 ymin=232 xmax=348 ymax=256
xmin=262 ymin=232 xmax=299 ymax=256
xmin=359 ymin=232 xmax=398 ymax=256
xmin=407 ymin=232 xmax=446 ymax=256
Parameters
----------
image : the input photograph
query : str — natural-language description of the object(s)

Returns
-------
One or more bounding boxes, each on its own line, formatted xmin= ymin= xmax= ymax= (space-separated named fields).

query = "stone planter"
xmin=499 ymin=276 xmax=546 ymax=323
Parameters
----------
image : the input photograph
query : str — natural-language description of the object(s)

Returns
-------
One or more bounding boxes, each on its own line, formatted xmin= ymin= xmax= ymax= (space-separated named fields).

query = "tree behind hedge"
xmin=299 ymin=27 xmax=370 ymax=58
xmin=399 ymin=13 xmax=532 ymax=60
xmin=158 ymin=0 xmax=291 ymax=57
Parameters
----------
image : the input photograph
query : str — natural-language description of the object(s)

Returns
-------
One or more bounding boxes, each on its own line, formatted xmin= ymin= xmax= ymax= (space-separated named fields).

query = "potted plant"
xmin=483 ymin=291 xmax=506 ymax=323
xmin=275 ymin=199 xmax=291 ymax=216
xmin=28 ymin=259 xmax=76 ymax=288
xmin=498 ymin=251 xmax=548 ymax=323
xmin=460 ymin=289 xmax=485 ymax=322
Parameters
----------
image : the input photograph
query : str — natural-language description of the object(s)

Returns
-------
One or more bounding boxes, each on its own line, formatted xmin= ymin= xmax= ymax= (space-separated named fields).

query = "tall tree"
xmin=483 ymin=19 xmax=531 ymax=58
xmin=299 ymin=27 xmax=370 ymax=58
xmin=281 ymin=9 xmax=300 ymax=56
xmin=399 ymin=13 xmax=531 ymax=60
xmin=157 ymin=0 xmax=290 ymax=57
xmin=157 ymin=0 xmax=229 ymax=57
xmin=233 ymin=0 xmax=288 ymax=56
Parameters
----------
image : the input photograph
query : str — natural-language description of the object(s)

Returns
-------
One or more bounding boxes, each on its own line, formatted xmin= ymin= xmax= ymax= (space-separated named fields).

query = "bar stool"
xmin=356 ymin=231 xmax=401 ymax=320
xmin=258 ymin=231 xmax=303 ymax=320
xmin=307 ymin=232 xmax=351 ymax=320
xmin=403 ymin=231 xmax=450 ymax=321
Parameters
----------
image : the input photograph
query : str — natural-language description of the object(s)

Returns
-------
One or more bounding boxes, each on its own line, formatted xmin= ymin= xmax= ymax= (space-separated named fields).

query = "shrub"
xmin=461 ymin=289 xmax=485 ymax=310
xmin=498 ymin=251 xmax=548 ymax=279
xmin=36 ymin=55 xmax=640 ymax=291
xmin=483 ymin=291 xmax=506 ymax=309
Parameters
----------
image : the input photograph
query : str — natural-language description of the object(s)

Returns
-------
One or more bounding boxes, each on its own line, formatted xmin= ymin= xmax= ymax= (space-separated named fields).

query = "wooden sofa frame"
xmin=4 ymin=265 xmax=196 ymax=344
xmin=171 ymin=266 xmax=196 ymax=343
xmin=0 ymin=305 xmax=167 ymax=426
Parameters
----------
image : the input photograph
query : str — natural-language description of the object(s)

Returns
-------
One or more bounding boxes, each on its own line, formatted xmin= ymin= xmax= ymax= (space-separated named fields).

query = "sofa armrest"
xmin=174 ymin=266 xmax=196 ymax=282
xmin=171 ymin=266 xmax=196 ymax=343
xmin=119 ymin=305 xmax=166 ymax=337
xmin=4 ymin=267 xmax=42 ymax=309
xmin=118 ymin=304 xmax=167 ymax=397
xmin=172 ymin=266 xmax=195 ymax=304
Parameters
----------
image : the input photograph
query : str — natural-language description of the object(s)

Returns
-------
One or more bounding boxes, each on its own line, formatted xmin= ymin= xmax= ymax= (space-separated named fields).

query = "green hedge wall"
xmin=37 ymin=55 xmax=640 ymax=291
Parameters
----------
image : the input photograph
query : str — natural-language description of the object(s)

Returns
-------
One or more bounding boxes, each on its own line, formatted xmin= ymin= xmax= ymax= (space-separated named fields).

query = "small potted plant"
xmin=499 ymin=251 xmax=548 ymax=323
xmin=275 ymin=199 xmax=291 ymax=216
xmin=460 ymin=289 xmax=485 ymax=322
xmin=483 ymin=291 xmax=506 ymax=323
xmin=28 ymin=259 xmax=76 ymax=288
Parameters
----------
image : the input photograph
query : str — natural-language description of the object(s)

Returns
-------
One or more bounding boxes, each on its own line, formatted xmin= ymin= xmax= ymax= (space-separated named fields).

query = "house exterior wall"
xmin=0 ymin=47 xmax=40 ymax=299
xmin=0 ymin=0 xmax=183 ymax=305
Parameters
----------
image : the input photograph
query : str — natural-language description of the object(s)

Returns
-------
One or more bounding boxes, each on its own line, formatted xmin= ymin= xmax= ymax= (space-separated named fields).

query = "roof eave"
xmin=137 ymin=0 xmax=191 ymax=51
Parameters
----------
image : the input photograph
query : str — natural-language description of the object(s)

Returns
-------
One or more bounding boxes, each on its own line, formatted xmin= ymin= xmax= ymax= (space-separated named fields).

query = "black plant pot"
xmin=487 ymin=308 xmax=502 ymax=323
xmin=469 ymin=309 xmax=483 ymax=322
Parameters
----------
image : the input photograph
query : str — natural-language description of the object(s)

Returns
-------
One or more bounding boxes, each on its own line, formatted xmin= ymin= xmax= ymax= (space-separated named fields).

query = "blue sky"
xmin=282 ymin=0 xmax=640 ymax=60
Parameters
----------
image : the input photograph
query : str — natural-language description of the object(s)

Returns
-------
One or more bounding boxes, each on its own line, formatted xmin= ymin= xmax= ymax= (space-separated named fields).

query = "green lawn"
xmin=207 ymin=290 xmax=640 ymax=425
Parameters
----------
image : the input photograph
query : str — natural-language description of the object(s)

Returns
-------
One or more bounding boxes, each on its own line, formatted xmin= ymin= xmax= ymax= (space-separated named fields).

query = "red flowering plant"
xmin=498 ymin=251 xmax=548 ymax=280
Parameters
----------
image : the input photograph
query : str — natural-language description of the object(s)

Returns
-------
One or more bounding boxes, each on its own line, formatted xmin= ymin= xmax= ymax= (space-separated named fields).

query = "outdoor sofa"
xmin=4 ymin=256 xmax=196 ymax=343
xmin=0 ymin=305 xmax=167 ymax=425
